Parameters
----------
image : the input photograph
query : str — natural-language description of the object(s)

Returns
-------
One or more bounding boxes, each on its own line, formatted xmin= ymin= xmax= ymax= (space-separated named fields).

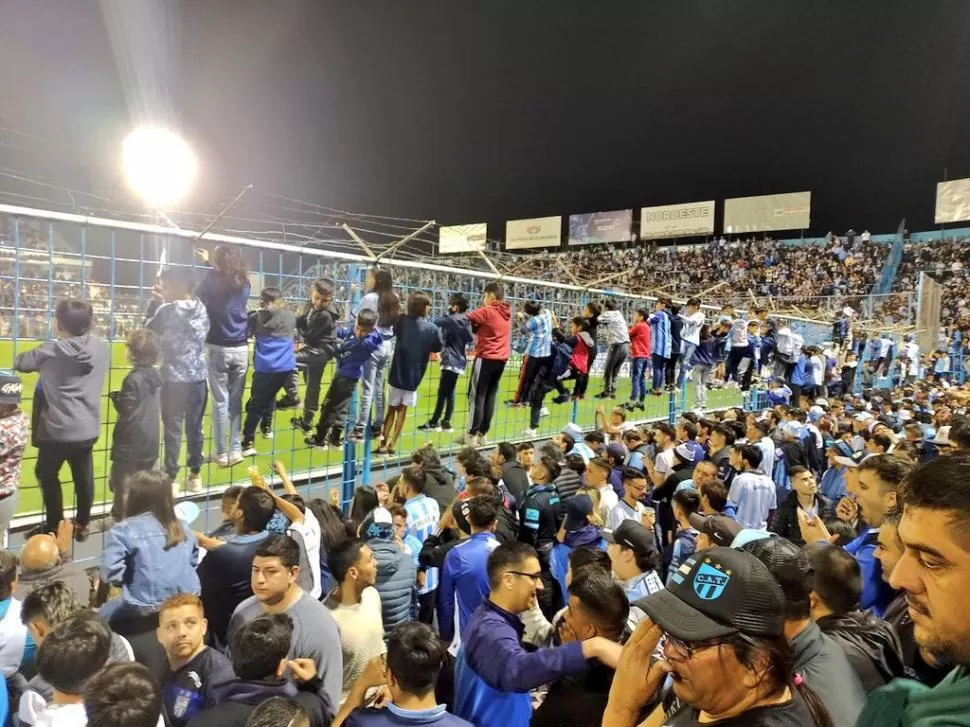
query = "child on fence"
xmin=146 ymin=268 xmax=211 ymax=495
xmin=551 ymin=316 xmax=595 ymax=404
xmin=306 ymin=309 xmax=383 ymax=449
xmin=108 ymin=329 xmax=162 ymax=521
xmin=380 ymin=291 xmax=443 ymax=455
xmin=241 ymin=287 xmax=297 ymax=456
xmin=15 ymin=299 xmax=109 ymax=540
xmin=284 ymin=279 xmax=341 ymax=433
xmin=625 ymin=308 xmax=651 ymax=412
xmin=420 ymin=292 xmax=473 ymax=433
xmin=0 ymin=371 xmax=28 ymax=544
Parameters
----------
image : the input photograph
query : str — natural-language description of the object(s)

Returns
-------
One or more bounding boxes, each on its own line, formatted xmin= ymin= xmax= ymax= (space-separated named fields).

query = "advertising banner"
xmin=505 ymin=215 xmax=562 ymax=250
xmin=438 ymin=223 xmax=487 ymax=254
xmin=568 ymin=209 xmax=633 ymax=245
xmin=935 ymin=178 xmax=970 ymax=224
xmin=639 ymin=200 xmax=715 ymax=239
xmin=723 ymin=191 xmax=811 ymax=234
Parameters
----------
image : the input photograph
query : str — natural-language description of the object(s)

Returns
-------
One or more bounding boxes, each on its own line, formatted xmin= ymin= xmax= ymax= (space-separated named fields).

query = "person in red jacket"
xmin=551 ymin=317 xmax=596 ymax=404
xmin=625 ymin=308 xmax=652 ymax=412
xmin=463 ymin=282 xmax=512 ymax=446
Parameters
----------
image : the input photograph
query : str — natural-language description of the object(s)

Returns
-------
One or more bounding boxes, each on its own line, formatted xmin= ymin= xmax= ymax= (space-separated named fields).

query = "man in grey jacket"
xmin=596 ymin=299 xmax=629 ymax=399
xmin=15 ymin=299 xmax=108 ymax=540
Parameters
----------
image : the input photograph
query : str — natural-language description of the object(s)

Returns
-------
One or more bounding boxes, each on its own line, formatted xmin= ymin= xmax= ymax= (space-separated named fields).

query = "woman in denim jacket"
xmin=99 ymin=470 xmax=200 ymax=622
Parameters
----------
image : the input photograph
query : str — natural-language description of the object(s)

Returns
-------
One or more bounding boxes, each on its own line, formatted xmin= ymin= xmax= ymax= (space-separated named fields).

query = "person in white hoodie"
xmin=677 ymin=297 xmax=706 ymax=389
xmin=596 ymin=299 xmax=630 ymax=399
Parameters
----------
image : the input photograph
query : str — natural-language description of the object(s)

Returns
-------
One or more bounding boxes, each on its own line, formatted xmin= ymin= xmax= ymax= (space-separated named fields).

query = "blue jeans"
xmin=356 ymin=337 xmax=394 ymax=430
xmin=678 ymin=342 xmax=697 ymax=388
xmin=651 ymin=354 xmax=667 ymax=391
xmin=206 ymin=344 xmax=249 ymax=456
xmin=630 ymin=357 xmax=648 ymax=401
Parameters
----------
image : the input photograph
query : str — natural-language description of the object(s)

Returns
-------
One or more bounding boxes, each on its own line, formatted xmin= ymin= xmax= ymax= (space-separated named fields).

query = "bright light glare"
xmin=122 ymin=127 xmax=196 ymax=207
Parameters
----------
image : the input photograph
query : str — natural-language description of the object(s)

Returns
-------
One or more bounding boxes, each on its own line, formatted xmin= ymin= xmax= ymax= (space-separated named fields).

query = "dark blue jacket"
xmin=454 ymin=600 xmax=588 ymax=727
xmin=334 ymin=328 xmax=383 ymax=381
xmin=248 ymin=307 xmax=297 ymax=374
xmin=196 ymin=269 xmax=251 ymax=347
xmin=345 ymin=704 xmax=472 ymax=727
xmin=369 ymin=537 xmax=417 ymax=631
xmin=845 ymin=528 xmax=896 ymax=618
xmin=438 ymin=533 xmax=500 ymax=643
xmin=389 ymin=316 xmax=443 ymax=391
xmin=434 ymin=313 xmax=474 ymax=371
xmin=691 ymin=337 xmax=719 ymax=367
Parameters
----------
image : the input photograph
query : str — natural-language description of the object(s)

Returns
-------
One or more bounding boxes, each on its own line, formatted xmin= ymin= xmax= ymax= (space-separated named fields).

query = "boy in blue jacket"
xmin=307 ymin=309 xmax=383 ymax=449
xmin=379 ymin=292 xmax=443 ymax=455
xmin=241 ymin=288 xmax=296 ymax=456
xmin=420 ymin=292 xmax=473 ymax=434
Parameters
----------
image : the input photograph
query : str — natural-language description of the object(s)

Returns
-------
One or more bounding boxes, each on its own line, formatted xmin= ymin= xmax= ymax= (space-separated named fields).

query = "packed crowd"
xmin=3 ymin=328 xmax=970 ymax=725
xmin=2 ymin=232 xmax=970 ymax=725
xmin=893 ymin=236 xmax=970 ymax=346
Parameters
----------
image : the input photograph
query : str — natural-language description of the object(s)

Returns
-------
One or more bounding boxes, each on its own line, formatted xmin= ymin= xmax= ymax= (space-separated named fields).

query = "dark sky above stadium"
xmin=2 ymin=0 xmax=970 ymax=238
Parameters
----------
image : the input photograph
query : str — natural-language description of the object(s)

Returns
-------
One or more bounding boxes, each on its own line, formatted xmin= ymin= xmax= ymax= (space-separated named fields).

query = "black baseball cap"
xmin=602 ymin=520 xmax=656 ymax=557
xmin=564 ymin=494 xmax=593 ymax=531
xmin=688 ymin=513 xmax=742 ymax=548
xmin=635 ymin=547 xmax=785 ymax=641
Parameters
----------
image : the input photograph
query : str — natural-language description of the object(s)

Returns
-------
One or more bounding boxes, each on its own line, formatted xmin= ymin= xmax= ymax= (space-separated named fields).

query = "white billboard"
xmin=505 ymin=215 xmax=562 ymax=250
xmin=935 ymin=178 xmax=970 ymax=224
xmin=439 ymin=223 xmax=487 ymax=254
xmin=723 ymin=191 xmax=812 ymax=234
xmin=639 ymin=200 xmax=715 ymax=239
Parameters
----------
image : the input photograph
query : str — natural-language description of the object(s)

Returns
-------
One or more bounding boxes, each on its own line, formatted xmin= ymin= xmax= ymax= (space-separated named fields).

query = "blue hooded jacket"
xmin=434 ymin=312 xmax=474 ymax=371
xmin=334 ymin=328 xmax=384 ymax=381
xmin=196 ymin=268 xmax=251 ymax=347
xmin=249 ymin=306 xmax=297 ymax=374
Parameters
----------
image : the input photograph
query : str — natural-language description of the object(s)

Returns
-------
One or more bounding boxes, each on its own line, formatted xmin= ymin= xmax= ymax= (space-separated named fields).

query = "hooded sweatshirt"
xmin=435 ymin=312 xmax=475 ymax=371
xmin=146 ymin=298 xmax=211 ymax=383
xmin=110 ymin=364 xmax=163 ymax=462
xmin=466 ymin=300 xmax=512 ymax=361
xmin=598 ymin=309 xmax=630 ymax=345
xmin=188 ymin=678 xmax=331 ymax=727
xmin=334 ymin=328 xmax=384 ymax=381
xmin=389 ymin=315 xmax=444 ymax=391
xmin=855 ymin=666 xmax=970 ymax=727
xmin=297 ymin=303 xmax=340 ymax=357
xmin=248 ymin=306 xmax=297 ymax=374
xmin=15 ymin=333 xmax=109 ymax=444
xmin=195 ymin=268 xmax=251 ymax=347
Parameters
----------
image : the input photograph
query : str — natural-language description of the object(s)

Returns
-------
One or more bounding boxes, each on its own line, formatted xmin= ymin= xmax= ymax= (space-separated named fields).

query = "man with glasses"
xmin=453 ymin=542 xmax=620 ymax=726
xmin=603 ymin=547 xmax=829 ymax=727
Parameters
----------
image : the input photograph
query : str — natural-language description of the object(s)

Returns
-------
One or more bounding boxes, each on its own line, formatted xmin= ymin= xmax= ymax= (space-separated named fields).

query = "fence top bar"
xmin=0 ymin=201 xmax=836 ymax=326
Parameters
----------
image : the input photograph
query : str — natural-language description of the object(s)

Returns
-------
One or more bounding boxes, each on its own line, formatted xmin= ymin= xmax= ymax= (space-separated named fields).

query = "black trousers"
xmin=418 ymin=589 xmax=437 ymax=625
xmin=108 ymin=457 xmax=157 ymax=520
xmin=283 ymin=349 xmax=333 ymax=425
xmin=36 ymin=441 xmax=95 ymax=530
xmin=467 ymin=358 xmax=506 ymax=436
xmin=517 ymin=354 xmax=553 ymax=404
xmin=316 ymin=374 xmax=357 ymax=440
xmin=243 ymin=371 xmax=290 ymax=442
xmin=665 ymin=353 xmax=681 ymax=388
xmin=161 ymin=380 xmax=207 ymax=478
xmin=603 ymin=343 xmax=629 ymax=393
xmin=430 ymin=369 xmax=461 ymax=425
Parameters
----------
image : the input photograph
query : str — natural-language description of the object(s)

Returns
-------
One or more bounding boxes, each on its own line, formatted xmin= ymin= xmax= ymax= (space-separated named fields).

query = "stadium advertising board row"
xmin=438 ymin=191 xmax=812 ymax=253
xmin=568 ymin=209 xmax=633 ymax=245
xmin=935 ymin=177 xmax=970 ymax=224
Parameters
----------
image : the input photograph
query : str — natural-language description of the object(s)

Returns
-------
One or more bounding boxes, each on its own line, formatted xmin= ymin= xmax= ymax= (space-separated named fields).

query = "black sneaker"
xmin=594 ymin=391 xmax=610 ymax=399
xmin=439 ymin=421 xmax=453 ymax=432
xmin=305 ymin=435 xmax=329 ymax=450
xmin=417 ymin=422 xmax=438 ymax=432
xmin=290 ymin=417 xmax=311 ymax=433
xmin=275 ymin=396 xmax=301 ymax=410
xmin=347 ymin=427 xmax=365 ymax=443
xmin=552 ymin=394 xmax=571 ymax=405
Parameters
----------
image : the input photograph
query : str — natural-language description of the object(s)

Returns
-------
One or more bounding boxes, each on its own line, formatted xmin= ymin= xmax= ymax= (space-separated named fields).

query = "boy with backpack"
xmin=15 ymin=299 xmax=109 ymax=539
xmin=379 ymin=291 xmax=443 ymax=455
xmin=306 ymin=309 xmax=383 ymax=449
xmin=108 ymin=329 xmax=163 ymax=521
xmin=241 ymin=287 xmax=297 ymax=457
xmin=146 ymin=267 xmax=211 ymax=494
xmin=420 ymin=292 xmax=473 ymax=434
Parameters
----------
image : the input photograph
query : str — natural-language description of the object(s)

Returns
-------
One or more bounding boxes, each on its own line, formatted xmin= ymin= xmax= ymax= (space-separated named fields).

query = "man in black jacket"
xmin=493 ymin=441 xmax=530 ymax=506
xmin=186 ymin=613 xmax=332 ymax=727
xmin=769 ymin=466 xmax=834 ymax=546
xmin=806 ymin=542 xmax=904 ymax=693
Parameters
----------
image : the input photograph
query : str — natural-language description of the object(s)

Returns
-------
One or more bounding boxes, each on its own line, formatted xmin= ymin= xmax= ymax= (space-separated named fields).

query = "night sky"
xmin=2 ymin=0 xmax=970 ymax=238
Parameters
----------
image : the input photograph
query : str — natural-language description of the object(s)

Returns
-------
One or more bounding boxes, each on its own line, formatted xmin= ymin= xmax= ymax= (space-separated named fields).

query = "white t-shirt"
xmin=289 ymin=508 xmax=322 ymax=599
xmin=654 ymin=448 xmax=675 ymax=479
xmin=325 ymin=586 xmax=387 ymax=705
xmin=596 ymin=484 xmax=619 ymax=524
xmin=679 ymin=311 xmax=706 ymax=346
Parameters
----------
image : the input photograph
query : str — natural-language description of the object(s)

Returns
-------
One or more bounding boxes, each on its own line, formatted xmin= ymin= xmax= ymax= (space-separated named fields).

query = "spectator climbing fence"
xmin=1 ymin=202 xmax=837 ymax=558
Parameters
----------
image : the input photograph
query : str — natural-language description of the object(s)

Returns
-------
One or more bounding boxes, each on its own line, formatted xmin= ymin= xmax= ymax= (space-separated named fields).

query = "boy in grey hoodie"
xmin=146 ymin=267 xmax=211 ymax=494
xmin=15 ymin=299 xmax=109 ymax=540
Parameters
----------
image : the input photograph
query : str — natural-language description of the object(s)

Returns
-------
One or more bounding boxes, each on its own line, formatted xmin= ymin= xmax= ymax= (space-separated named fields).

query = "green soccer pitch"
xmin=2 ymin=338 xmax=741 ymax=518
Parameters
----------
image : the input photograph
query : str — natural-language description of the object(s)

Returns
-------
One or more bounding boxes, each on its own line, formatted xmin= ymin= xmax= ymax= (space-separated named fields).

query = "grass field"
xmin=3 ymin=339 xmax=741 ymax=519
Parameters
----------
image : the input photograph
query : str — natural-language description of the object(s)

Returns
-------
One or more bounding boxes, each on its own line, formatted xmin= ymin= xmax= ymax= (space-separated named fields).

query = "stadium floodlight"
xmin=122 ymin=127 xmax=196 ymax=208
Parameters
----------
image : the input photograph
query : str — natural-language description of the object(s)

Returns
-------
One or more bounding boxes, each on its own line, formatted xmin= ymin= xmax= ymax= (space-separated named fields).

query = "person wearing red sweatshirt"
xmin=625 ymin=308 xmax=652 ymax=412
xmin=463 ymin=282 xmax=512 ymax=446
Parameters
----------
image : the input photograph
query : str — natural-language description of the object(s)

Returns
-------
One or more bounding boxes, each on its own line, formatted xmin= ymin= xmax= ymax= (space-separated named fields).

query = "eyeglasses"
xmin=664 ymin=634 xmax=727 ymax=660
xmin=507 ymin=570 xmax=544 ymax=583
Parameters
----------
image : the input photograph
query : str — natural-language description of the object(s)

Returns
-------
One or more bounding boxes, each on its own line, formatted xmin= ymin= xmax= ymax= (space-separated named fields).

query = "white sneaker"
xmin=225 ymin=451 xmax=245 ymax=467
xmin=185 ymin=474 xmax=203 ymax=494
xmin=242 ymin=445 xmax=258 ymax=457
xmin=261 ymin=430 xmax=275 ymax=440
xmin=539 ymin=407 xmax=550 ymax=417
xmin=522 ymin=428 xmax=538 ymax=438
xmin=171 ymin=481 xmax=182 ymax=498
xmin=206 ymin=453 xmax=229 ymax=467
xmin=476 ymin=434 xmax=488 ymax=447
